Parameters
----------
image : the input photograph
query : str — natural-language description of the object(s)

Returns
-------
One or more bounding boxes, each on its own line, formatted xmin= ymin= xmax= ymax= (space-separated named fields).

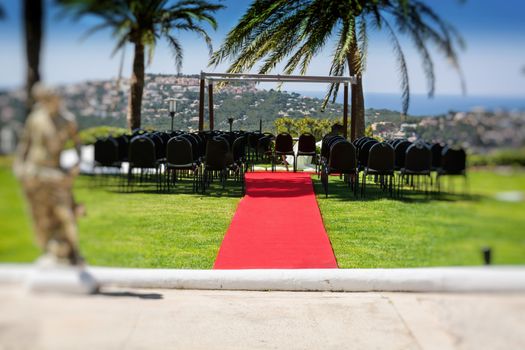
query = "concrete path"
xmin=0 ymin=286 xmax=524 ymax=350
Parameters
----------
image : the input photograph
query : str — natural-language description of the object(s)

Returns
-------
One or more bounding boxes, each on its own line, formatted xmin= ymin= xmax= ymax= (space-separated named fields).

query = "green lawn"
xmin=0 ymin=157 xmax=240 ymax=268
xmin=1 ymin=155 xmax=524 ymax=268
xmin=313 ymin=171 xmax=525 ymax=267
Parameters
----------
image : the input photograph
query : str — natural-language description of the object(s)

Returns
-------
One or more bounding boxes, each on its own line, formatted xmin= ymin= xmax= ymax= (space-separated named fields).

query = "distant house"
xmin=0 ymin=121 xmax=22 ymax=155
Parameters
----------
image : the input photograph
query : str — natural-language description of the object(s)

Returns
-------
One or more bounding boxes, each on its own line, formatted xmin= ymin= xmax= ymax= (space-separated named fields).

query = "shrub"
xmin=274 ymin=116 xmax=342 ymax=140
xmin=78 ymin=126 xmax=128 ymax=145
xmin=65 ymin=126 xmax=128 ymax=149
xmin=468 ymin=148 xmax=525 ymax=167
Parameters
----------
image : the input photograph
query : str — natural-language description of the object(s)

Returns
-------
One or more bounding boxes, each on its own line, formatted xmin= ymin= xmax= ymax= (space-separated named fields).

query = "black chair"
xmin=399 ymin=142 xmax=433 ymax=196
xmin=256 ymin=133 xmax=274 ymax=164
xmin=321 ymin=135 xmax=345 ymax=163
xmin=94 ymin=137 xmax=120 ymax=170
xmin=165 ymin=137 xmax=200 ymax=193
xmin=150 ymin=133 xmax=166 ymax=162
xmin=195 ymin=132 xmax=207 ymax=158
xmin=128 ymin=136 xmax=161 ymax=191
xmin=114 ymin=135 xmax=129 ymax=163
xmin=430 ymin=143 xmax=445 ymax=171
xmin=202 ymin=138 xmax=229 ymax=193
xmin=229 ymin=137 xmax=246 ymax=194
xmin=223 ymin=132 xmax=237 ymax=150
xmin=437 ymin=147 xmax=467 ymax=193
xmin=352 ymin=137 xmax=366 ymax=147
xmin=154 ymin=132 xmax=170 ymax=148
xmin=297 ymin=133 xmax=317 ymax=172
xmin=232 ymin=136 xmax=247 ymax=171
xmin=272 ymin=132 xmax=295 ymax=172
xmin=392 ymin=138 xmax=406 ymax=149
xmin=179 ymin=134 xmax=202 ymax=164
xmin=394 ymin=141 xmax=412 ymax=171
xmin=321 ymin=141 xmax=358 ymax=197
xmin=247 ymin=132 xmax=263 ymax=161
xmin=355 ymin=137 xmax=372 ymax=148
xmin=93 ymin=138 xmax=122 ymax=184
xmin=321 ymin=135 xmax=342 ymax=161
xmin=362 ymin=142 xmax=395 ymax=197
xmin=357 ymin=139 xmax=379 ymax=170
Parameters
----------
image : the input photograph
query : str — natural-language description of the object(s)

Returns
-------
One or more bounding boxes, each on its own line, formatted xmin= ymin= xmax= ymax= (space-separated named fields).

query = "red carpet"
xmin=213 ymin=172 xmax=338 ymax=269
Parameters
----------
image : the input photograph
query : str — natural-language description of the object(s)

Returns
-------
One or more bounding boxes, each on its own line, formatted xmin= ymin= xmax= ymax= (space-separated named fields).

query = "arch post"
xmin=343 ymin=82 xmax=349 ymax=139
xmin=198 ymin=77 xmax=205 ymax=131
xmin=208 ymin=82 xmax=214 ymax=130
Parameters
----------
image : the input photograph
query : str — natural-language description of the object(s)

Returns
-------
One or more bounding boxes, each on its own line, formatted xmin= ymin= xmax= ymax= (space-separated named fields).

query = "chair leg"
xmin=361 ymin=172 xmax=366 ymax=197
xmin=388 ymin=175 xmax=393 ymax=197
xmin=321 ymin=169 xmax=328 ymax=198
xmin=128 ymin=167 xmax=133 ymax=192
xmin=166 ymin=168 xmax=170 ymax=192
xmin=201 ymin=170 xmax=207 ymax=194
xmin=398 ymin=173 xmax=402 ymax=198
xmin=241 ymin=168 xmax=245 ymax=196
xmin=354 ymin=171 xmax=359 ymax=197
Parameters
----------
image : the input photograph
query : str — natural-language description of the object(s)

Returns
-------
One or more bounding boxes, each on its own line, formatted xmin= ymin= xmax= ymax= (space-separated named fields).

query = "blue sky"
xmin=0 ymin=0 xmax=524 ymax=97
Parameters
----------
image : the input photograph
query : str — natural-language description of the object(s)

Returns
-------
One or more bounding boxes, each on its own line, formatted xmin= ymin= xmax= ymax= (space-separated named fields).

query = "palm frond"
xmin=166 ymin=35 xmax=184 ymax=74
xmin=323 ymin=22 xmax=353 ymax=108
xmin=283 ymin=3 xmax=337 ymax=76
xmin=59 ymin=0 xmax=222 ymax=75
xmin=403 ymin=1 xmax=466 ymax=94
xmin=79 ymin=22 xmax=115 ymax=42
xmin=174 ymin=23 xmax=213 ymax=55
xmin=209 ymin=0 xmax=301 ymax=67
xmin=356 ymin=15 xmax=368 ymax=74
xmin=223 ymin=6 xmax=308 ymax=73
xmin=382 ymin=15 xmax=410 ymax=115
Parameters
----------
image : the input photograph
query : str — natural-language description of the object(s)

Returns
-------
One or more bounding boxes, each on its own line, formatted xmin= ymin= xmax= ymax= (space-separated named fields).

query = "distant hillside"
xmin=1 ymin=74 xmax=523 ymax=153
xmin=0 ymin=73 xmax=405 ymax=132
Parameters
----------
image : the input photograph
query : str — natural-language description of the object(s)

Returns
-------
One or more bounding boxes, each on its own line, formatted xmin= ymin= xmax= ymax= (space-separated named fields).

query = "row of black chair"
xmin=94 ymin=130 xmax=251 ymax=193
xmin=321 ymin=135 xmax=467 ymax=198
xmin=271 ymin=132 xmax=317 ymax=172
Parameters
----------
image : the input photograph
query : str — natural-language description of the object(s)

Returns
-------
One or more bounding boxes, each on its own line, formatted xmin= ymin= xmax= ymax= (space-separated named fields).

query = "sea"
xmin=294 ymin=91 xmax=525 ymax=116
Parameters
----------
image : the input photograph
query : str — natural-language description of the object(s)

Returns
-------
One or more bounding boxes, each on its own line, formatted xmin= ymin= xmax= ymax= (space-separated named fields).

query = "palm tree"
xmin=24 ymin=0 xmax=44 ymax=116
xmin=210 ymin=0 xmax=465 ymax=138
xmin=59 ymin=0 xmax=224 ymax=130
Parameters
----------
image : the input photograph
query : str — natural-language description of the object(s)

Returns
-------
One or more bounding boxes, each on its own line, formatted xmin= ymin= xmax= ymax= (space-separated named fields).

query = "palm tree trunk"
xmin=347 ymin=39 xmax=366 ymax=139
xmin=24 ymin=0 xmax=43 ymax=118
xmin=127 ymin=42 xmax=144 ymax=130
xmin=353 ymin=76 xmax=365 ymax=139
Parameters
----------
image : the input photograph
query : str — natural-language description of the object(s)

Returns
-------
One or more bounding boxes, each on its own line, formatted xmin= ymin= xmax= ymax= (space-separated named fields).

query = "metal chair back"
xmin=329 ymin=141 xmax=357 ymax=173
xmin=368 ymin=142 xmax=395 ymax=172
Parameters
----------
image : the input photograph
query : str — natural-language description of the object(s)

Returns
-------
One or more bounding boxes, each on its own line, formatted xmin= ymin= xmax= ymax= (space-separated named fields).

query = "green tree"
xmin=210 ymin=0 xmax=464 ymax=139
xmin=24 ymin=0 xmax=43 ymax=116
xmin=296 ymin=116 xmax=334 ymax=140
xmin=59 ymin=0 xmax=224 ymax=130
xmin=274 ymin=116 xmax=340 ymax=140
xmin=364 ymin=124 xmax=374 ymax=137
xmin=274 ymin=116 xmax=297 ymax=135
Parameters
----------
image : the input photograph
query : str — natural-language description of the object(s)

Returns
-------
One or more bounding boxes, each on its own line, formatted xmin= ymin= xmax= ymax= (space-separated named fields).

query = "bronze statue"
xmin=14 ymin=83 xmax=85 ymax=266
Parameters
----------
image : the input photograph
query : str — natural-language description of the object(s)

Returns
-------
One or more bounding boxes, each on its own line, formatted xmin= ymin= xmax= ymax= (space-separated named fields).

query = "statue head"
xmin=31 ymin=83 xmax=62 ymax=116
